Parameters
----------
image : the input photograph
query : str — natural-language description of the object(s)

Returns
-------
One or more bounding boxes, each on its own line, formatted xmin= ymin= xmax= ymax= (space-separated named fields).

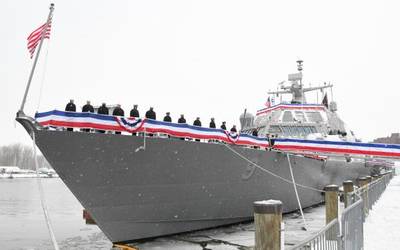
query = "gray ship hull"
xmin=18 ymin=118 xmax=371 ymax=243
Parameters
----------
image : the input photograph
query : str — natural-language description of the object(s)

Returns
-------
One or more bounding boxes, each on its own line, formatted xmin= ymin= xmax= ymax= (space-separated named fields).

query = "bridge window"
xmin=282 ymin=111 xmax=294 ymax=122
xmin=305 ymin=111 xmax=323 ymax=123
xmin=271 ymin=111 xmax=280 ymax=122
xmin=279 ymin=125 xmax=318 ymax=137
xmin=294 ymin=111 xmax=306 ymax=122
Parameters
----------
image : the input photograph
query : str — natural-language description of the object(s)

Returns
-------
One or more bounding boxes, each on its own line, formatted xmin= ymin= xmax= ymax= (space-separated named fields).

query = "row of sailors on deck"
xmin=65 ymin=100 xmax=239 ymax=133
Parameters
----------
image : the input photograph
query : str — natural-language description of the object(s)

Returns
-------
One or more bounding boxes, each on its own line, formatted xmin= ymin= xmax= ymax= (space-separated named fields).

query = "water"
xmin=0 ymin=178 xmax=326 ymax=250
xmin=0 ymin=178 xmax=111 ymax=250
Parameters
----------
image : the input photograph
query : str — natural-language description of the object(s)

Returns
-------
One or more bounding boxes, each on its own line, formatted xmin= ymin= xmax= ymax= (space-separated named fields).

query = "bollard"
xmin=254 ymin=200 xmax=282 ymax=250
xmin=324 ymin=185 xmax=339 ymax=241
xmin=324 ymin=185 xmax=339 ymax=224
xmin=356 ymin=177 xmax=365 ymax=188
xmin=359 ymin=177 xmax=368 ymax=189
xmin=343 ymin=180 xmax=354 ymax=208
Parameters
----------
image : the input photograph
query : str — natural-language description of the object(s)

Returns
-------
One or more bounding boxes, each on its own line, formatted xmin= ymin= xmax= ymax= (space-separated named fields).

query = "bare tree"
xmin=0 ymin=143 xmax=51 ymax=170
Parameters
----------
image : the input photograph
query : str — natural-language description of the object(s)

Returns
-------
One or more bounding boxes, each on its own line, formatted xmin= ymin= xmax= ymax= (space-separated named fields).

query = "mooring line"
xmin=32 ymin=132 xmax=60 ymax=250
xmin=286 ymin=153 xmax=308 ymax=230
xmin=223 ymin=144 xmax=325 ymax=193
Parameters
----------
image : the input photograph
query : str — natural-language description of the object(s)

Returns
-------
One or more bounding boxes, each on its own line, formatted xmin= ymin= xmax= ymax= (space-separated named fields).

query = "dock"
xmin=113 ymin=204 xmax=327 ymax=249
xmin=113 ymin=171 xmax=395 ymax=250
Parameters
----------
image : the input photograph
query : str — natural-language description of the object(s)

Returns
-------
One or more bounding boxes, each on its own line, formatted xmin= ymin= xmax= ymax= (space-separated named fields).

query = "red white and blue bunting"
xmin=35 ymin=110 xmax=400 ymax=159
xmin=273 ymin=138 xmax=400 ymax=158
xmin=35 ymin=110 xmax=269 ymax=147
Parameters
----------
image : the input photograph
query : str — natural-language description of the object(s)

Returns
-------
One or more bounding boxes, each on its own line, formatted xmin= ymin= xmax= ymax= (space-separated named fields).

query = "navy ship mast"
xmin=268 ymin=60 xmax=333 ymax=104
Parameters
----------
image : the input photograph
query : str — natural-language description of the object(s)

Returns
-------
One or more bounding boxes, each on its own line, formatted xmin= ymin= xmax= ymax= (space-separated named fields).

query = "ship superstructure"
xmin=241 ymin=61 xmax=352 ymax=141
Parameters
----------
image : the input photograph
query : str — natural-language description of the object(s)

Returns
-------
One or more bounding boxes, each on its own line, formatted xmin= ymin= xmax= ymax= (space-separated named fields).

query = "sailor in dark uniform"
xmin=230 ymin=125 xmax=237 ymax=133
xmin=82 ymin=101 xmax=94 ymax=132
xmin=82 ymin=101 xmax=94 ymax=113
xmin=130 ymin=104 xmax=139 ymax=118
xmin=145 ymin=107 xmax=156 ymax=120
xmin=130 ymin=105 xmax=139 ymax=136
xmin=193 ymin=117 xmax=201 ymax=141
xmin=65 ymin=99 xmax=76 ymax=131
xmin=163 ymin=112 xmax=172 ymax=137
xmin=98 ymin=102 xmax=109 ymax=115
xmin=178 ymin=114 xmax=186 ymax=124
xmin=145 ymin=107 xmax=156 ymax=136
xmin=112 ymin=104 xmax=124 ymax=134
xmin=208 ymin=118 xmax=216 ymax=142
xmin=65 ymin=99 xmax=76 ymax=112
xmin=178 ymin=114 xmax=186 ymax=140
xmin=193 ymin=117 xmax=202 ymax=127
xmin=252 ymin=129 xmax=259 ymax=149
xmin=163 ymin=112 xmax=172 ymax=122
xmin=97 ymin=103 xmax=109 ymax=133
xmin=220 ymin=121 xmax=227 ymax=130
xmin=209 ymin=118 xmax=216 ymax=128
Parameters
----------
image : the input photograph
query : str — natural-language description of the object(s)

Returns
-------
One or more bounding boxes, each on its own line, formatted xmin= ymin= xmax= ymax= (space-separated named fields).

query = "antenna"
xmin=296 ymin=60 xmax=303 ymax=72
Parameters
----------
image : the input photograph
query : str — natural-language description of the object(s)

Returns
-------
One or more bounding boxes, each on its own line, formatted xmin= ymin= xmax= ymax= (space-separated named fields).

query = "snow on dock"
xmin=130 ymin=204 xmax=327 ymax=249
xmin=364 ymin=174 xmax=400 ymax=250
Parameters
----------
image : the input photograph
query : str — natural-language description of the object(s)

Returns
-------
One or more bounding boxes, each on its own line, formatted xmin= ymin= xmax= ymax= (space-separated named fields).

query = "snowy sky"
xmin=2 ymin=0 xmax=399 ymax=146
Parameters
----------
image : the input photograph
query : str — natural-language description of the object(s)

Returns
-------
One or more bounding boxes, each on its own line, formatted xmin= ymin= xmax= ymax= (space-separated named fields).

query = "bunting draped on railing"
xmin=273 ymin=138 xmax=400 ymax=158
xmin=34 ymin=110 xmax=400 ymax=159
xmin=34 ymin=110 xmax=269 ymax=147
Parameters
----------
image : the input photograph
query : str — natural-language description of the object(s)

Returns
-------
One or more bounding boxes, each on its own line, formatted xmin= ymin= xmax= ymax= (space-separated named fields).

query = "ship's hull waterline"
xmin=18 ymin=118 xmax=371 ymax=243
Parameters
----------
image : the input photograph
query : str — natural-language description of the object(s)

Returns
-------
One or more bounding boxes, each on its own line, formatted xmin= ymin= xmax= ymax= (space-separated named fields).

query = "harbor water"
xmin=0 ymin=178 xmax=328 ymax=250
xmin=0 ymin=178 xmax=111 ymax=250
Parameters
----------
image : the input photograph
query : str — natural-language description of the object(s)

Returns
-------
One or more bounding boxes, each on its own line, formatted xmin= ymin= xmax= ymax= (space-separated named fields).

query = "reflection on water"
xmin=0 ymin=178 xmax=112 ymax=250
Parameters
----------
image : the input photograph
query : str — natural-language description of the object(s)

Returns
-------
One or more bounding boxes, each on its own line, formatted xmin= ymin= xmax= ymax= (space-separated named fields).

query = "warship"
xmin=16 ymin=60 xmax=379 ymax=243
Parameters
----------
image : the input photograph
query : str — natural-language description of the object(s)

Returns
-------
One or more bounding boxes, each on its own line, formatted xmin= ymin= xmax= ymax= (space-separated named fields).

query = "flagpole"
xmin=18 ymin=3 xmax=55 ymax=114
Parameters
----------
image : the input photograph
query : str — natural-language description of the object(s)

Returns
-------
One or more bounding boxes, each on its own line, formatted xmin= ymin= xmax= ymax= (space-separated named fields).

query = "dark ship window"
xmin=271 ymin=111 xmax=280 ymax=122
xmin=282 ymin=111 xmax=294 ymax=122
xmin=305 ymin=111 xmax=323 ymax=123
xmin=294 ymin=111 xmax=307 ymax=122
xmin=280 ymin=125 xmax=318 ymax=137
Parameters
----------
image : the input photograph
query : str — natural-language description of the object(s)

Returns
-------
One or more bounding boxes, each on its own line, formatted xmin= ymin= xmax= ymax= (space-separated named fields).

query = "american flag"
xmin=27 ymin=21 xmax=52 ymax=58
xmin=265 ymin=96 xmax=271 ymax=108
